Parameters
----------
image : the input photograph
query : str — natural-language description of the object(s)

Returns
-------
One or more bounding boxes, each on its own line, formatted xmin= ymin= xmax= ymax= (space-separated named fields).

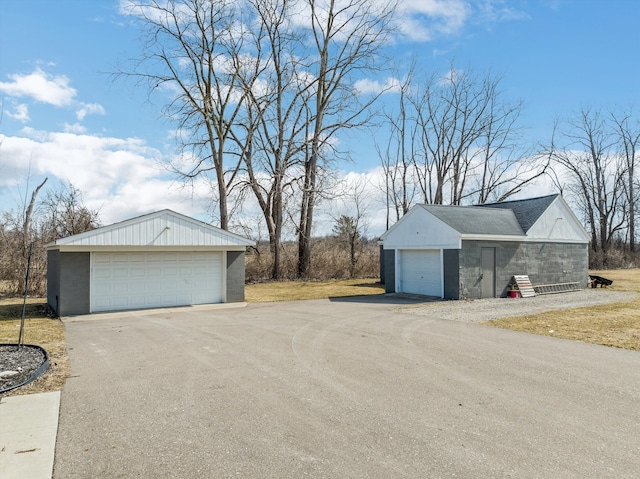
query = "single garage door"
xmin=399 ymin=249 xmax=442 ymax=297
xmin=91 ymin=251 xmax=223 ymax=312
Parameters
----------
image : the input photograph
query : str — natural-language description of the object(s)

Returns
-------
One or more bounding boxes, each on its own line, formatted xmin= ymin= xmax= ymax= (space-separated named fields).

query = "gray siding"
xmin=443 ymin=249 xmax=460 ymax=299
xmin=383 ymin=249 xmax=396 ymax=293
xmin=459 ymin=240 xmax=588 ymax=299
xmin=47 ymin=250 xmax=61 ymax=315
xmin=226 ymin=251 xmax=246 ymax=302
xmin=58 ymin=252 xmax=91 ymax=316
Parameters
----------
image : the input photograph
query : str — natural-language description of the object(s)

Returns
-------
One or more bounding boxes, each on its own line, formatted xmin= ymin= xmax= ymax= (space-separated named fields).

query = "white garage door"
xmin=399 ymin=250 xmax=442 ymax=297
xmin=91 ymin=252 xmax=223 ymax=312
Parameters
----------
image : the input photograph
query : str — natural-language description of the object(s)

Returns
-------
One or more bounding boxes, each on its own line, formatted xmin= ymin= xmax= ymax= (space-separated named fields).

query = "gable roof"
xmin=419 ymin=204 xmax=525 ymax=236
xmin=478 ymin=194 xmax=558 ymax=233
xmin=46 ymin=209 xmax=255 ymax=248
xmin=380 ymin=193 xmax=589 ymax=247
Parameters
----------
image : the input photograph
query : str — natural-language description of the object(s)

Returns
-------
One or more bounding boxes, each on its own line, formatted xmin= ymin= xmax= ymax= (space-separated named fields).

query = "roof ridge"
xmin=421 ymin=203 xmax=514 ymax=210
xmin=479 ymin=193 xmax=559 ymax=207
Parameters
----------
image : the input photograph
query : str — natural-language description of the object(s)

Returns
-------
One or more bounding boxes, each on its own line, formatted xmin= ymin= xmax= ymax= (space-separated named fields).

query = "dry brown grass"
xmin=0 ymin=298 xmax=70 ymax=397
xmin=246 ymin=279 xmax=385 ymax=302
xmin=485 ymin=269 xmax=640 ymax=350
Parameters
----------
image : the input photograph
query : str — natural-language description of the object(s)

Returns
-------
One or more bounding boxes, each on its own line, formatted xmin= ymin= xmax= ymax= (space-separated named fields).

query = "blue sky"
xmin=1 ymin=0 xmax=639 ymax=236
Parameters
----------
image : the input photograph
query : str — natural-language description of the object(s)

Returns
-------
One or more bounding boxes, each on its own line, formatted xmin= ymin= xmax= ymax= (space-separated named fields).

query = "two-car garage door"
xmin=399 ymin=249 xmax=442 ymax=297
xmin=91 ymin=252 xmax=223 ymax=312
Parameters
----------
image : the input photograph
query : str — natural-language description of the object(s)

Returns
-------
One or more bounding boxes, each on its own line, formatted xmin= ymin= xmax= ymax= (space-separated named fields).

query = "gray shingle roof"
xmin=420 ymin=204 xmax=525 ymax=236
xmin=478 ymin=194 xmax=558 ymax=233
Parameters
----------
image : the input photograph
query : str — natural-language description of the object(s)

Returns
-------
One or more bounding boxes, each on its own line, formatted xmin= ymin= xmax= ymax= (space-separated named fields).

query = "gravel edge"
xmin=401 ymin=289 xmax=638 ymax=323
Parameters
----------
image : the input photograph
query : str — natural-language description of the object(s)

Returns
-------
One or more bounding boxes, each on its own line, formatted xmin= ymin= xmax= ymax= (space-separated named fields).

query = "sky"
xmin=1 ymin=0 xmax=640 ymax=238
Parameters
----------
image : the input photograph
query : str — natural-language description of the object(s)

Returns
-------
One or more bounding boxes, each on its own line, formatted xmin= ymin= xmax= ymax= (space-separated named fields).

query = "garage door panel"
xmin=145 ymin=294 xmax=164 ymax=306
xmin=91 ymin=252 xmax=223 ymax=312
xmin=163 ymin=265 xmax=178 ymax=275
xmin=146 ymin=266 xmax=162 ymax=276
xmin=129 ymin=267 xmax=146 ymax=278
xmin=110 ymin=254 xmax=131 ymax=263
xmin=400 ymin=250 xmax=442 ymax=297
xmin=112 ymin=283 xmax=129 ymax=294
xmin=112 ymin=267 xmax=130 ymax=279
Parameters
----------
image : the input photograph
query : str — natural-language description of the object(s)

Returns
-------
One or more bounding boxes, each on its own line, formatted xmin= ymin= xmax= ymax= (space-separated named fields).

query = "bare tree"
xmin=330 ymin=174 xmax=372 ymax=278
xmin=0 ymin=181 xmax=99 ymax=296
xmin=296 ymin=0 xmax=396 ymax=277
xmin=238 ymin=0 xmax=314 ymax=279
xmin=409 ymin=66 xmax=541 ymax=206
xmin=41 ymin=182 xmax=101 ymax=240
xmin=611 ymin=109 xmax=640 ymax=251
xmin=409 ymin=67 xmax=487 ymax=204
xmin=376 ymin=65 xmax=419 ymax=228
xmin=120 ymin=0 xmax=258 ymax=230
xmin=547 ymin=108 xmax=626 ymax=262
xmin=23 ymin=177 xmax=48 ymax=246
xmin=377 ymin=64 xmax=543 ymax=226
xmin=473 ymin=90 xmax=548 ymax=204
xmin=332 ymin=215 xmax=362 ymax=278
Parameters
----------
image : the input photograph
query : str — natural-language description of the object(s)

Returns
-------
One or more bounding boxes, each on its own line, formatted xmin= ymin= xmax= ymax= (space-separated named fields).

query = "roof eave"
xmin=460 ymin=234 xmax=526 ymax=241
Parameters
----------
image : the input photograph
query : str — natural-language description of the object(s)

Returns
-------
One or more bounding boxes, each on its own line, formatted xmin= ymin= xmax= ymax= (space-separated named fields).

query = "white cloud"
xmin=0 ymin=130 xmax=210 ymax=224
xmin=0 ymin=68 xmax=105 ymax=127
xmin=477 ymin=0 xmax=529 ymax=22
xmin=63 ymin=123 xmax=87 ymax=134
xmin=393 ymin=0 xmax=528 ymax=43
xmin=76 ymin=102 xmax=106 ymax=121
xmin=6 ymin=103 xmax=30 ymax=122
xmin=0 ymin=67 xmax=77 ymax=106
xmin=397 ymin=0 xmax=470 ymax=41
xmin=354 ymin=77 xmax=401 ymax=95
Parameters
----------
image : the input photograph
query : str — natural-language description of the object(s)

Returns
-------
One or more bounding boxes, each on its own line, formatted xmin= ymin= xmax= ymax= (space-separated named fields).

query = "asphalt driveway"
xmin=54 ymin=297 xmax=640 ymax=478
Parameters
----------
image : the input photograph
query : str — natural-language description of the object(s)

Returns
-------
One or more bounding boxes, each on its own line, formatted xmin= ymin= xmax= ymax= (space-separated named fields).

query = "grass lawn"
xmin=484 ymin=269 xmax=640 ymax=351
xmin=246 ymin=278 xmax=385 ymax=302
xmin=0 ymin=297 xmax=70 ymax=397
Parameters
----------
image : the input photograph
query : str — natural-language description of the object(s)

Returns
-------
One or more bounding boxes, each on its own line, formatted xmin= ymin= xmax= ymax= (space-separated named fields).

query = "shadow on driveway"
xmin=328 ymin=293 xmax=441 ymax=305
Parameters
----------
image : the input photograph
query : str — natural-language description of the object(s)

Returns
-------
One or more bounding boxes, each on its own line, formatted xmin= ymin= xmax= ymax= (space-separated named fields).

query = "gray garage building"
xmin=380 ymin=194 xmax=590 ymax=299
xmin=46 ymin=209 xmax=254 ymax=316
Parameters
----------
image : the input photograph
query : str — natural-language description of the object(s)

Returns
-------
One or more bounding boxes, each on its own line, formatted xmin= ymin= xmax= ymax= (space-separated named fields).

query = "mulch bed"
xmin=0 ymin=344 xmax=49 ymax=394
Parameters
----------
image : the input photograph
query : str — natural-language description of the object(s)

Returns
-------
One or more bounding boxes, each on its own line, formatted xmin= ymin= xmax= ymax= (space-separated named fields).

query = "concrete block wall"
xmin=443 ymin=249 xmax=460 ymax=299
xmin=459 ymin=240 xmax=588 ymax=299
xmin=58 ymin=252 xmax=91 ymax=316
xmin=383 ymin=250 xmax=396 ymax=293
xmin=226 ymin=251 xmax=246 ymax=302
xmin=47 ymin=250 xmax=60 ymax=315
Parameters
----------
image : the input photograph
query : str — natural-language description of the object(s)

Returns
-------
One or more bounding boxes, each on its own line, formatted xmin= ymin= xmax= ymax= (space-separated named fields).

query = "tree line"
xmin=0 ymin=182 xmax=100 ymax=296
xmin=118 ymin=0 xmax=640 ymax=274
xmin=375 ymin=62 xmax=640 ymax=267
xmin=547 ymin=107 xmax=640 ymax=267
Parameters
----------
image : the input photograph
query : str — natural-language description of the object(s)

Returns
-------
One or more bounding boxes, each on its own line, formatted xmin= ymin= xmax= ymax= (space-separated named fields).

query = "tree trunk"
xmin=23 ymin=177 xmax=48 ymax=243
xmin=298 ymin=154 xmax=316 ymax=278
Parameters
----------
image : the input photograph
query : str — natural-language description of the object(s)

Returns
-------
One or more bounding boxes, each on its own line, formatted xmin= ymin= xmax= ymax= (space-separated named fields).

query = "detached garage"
xmin=46 ymin=210 xmax=255 ymax=315
xmin=380 ymin=194 xmax=590 ymax=300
